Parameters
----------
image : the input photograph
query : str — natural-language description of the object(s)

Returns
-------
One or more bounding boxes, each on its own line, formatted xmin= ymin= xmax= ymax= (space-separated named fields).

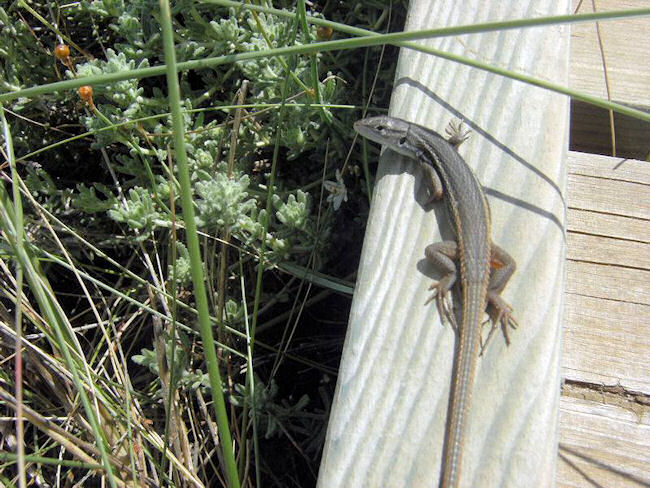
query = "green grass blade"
xmin=158 ymin=2 xmax=241 ymax=487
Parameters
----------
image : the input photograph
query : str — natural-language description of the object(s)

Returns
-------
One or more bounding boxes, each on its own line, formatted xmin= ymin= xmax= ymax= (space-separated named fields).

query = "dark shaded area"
xmin=570 ymin=100 xmax=650 ymax=160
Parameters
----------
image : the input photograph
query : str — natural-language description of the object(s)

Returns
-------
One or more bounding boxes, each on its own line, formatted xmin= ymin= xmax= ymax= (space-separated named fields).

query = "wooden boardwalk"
xmin=559 ymin=1 xmax=650 ymax=484
xmin=318 ymin=0 xmax=649 ymax=487
xmin=319 ymin=1 xmax=569 ymax=486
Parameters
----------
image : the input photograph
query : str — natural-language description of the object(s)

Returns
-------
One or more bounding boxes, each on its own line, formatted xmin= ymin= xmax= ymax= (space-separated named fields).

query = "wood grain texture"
xmin=570 ymin=0 xmax=650 ymax=106
xmin=317 ymin=1 xmax=569 ymax=487
xmin=563 ymin=151 xmax=650 ymax=395
xmin=569 ymin=0 xmax=650 ymax=160
xmin=559 ymin=2 xmax=650 ymax=481
xmin=558 ymin=396 xmax=650 ymax=487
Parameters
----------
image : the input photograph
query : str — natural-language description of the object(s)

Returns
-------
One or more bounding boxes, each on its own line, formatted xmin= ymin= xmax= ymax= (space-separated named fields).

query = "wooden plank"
xmin=566 ymin=232 xmax=649 ymax=269
xmin=570 ymin=0 xmax=650 ymax=106
xmin=565 ymin=260 xmax=650 ymax=305
xmin=557 ymin=395 xmax=650 ymax=487
xmin=566 ymin=173 xmax=650 ymax=220
xmin=562 ymin=149 xmax=650 ymax=485
xmin=563 ymin=151 xmax=650 ymax=395
xmin=567 ymin=208 xmax=648 ymax=244
xmin=563 ymin=292 xmax=650 ymax=393
xmin=317 ymin=1 xmax=569 ymax=487
xmin=569 ymin=1 xmax=650 ymax=160
xmin=568 ymin=153 xmax=650 ymax=186
xmin=566 ymin=153 xmax=650 ymax=247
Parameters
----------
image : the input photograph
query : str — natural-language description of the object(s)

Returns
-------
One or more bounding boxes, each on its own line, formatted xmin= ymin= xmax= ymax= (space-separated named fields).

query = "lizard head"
xmin=353 ymin=116 xmax=418 ymax=159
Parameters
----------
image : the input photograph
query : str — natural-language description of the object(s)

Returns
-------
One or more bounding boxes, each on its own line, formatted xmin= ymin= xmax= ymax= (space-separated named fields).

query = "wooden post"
xmin=318 ymin=1 xmax=569 ymax=486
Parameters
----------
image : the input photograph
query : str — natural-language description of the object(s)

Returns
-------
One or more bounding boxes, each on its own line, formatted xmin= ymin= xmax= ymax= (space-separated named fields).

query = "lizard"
xmin=353 ymin=116 xmax=518 ymax=488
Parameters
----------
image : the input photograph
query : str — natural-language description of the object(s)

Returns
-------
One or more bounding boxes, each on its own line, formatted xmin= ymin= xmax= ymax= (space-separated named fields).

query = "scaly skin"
xmin=354 ymin=116 xmax=517 ymax=488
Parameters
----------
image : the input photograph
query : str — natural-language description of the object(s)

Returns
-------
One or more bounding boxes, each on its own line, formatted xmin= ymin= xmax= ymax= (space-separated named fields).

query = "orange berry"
xmin=54 ymin=44 xmax=70 ymax=60
xmin=78 ymin=85 xmax=93 ymax=102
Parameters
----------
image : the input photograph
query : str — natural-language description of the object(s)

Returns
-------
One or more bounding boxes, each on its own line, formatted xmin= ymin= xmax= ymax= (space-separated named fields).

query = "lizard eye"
xmin=376 ymin=125 xmax=385 ymax=132
xmin=398 ymin=136 xmax=407 ymax=145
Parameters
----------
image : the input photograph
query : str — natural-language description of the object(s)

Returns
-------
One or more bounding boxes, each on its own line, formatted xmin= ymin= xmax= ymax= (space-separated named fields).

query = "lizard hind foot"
xmin=482 ymin=292 xmax=518 ymax=351
xmin=424 ymin=281 xmax=457 ymax=329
